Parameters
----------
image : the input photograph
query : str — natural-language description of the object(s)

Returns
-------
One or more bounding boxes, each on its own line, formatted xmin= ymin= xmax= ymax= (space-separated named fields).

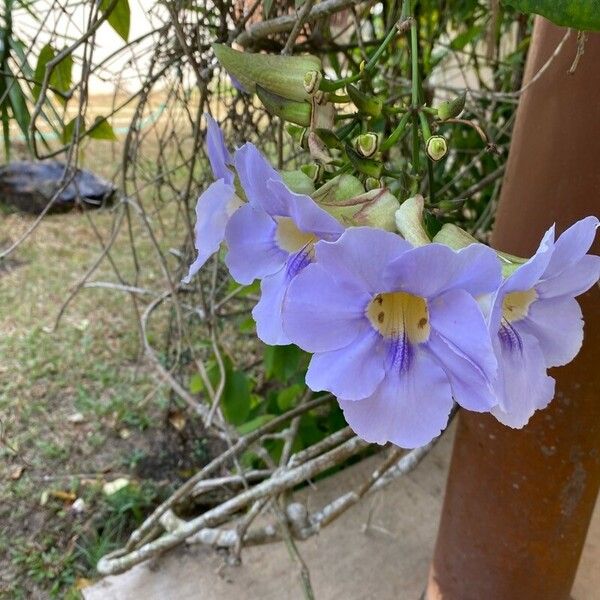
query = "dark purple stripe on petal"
xmin=285 ymin=247 xmax=313 ymax=280
xmin=498 ymin=321 xmax=523 ymax=354
xmin=386 ymin=332 xmax=413 ymax=374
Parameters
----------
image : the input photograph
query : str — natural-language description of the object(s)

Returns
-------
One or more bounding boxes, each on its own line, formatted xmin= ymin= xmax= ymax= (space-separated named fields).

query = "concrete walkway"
xmin=85 ymin=427 xmax=599 ymax=599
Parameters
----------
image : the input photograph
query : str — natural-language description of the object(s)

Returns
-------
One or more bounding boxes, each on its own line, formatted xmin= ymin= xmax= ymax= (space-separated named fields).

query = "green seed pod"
xmin=436 ymin=92 xmax=466 ymax=121
xmin=303 ymin=70 xmax=323 ymax=96
xmin=346 ymin=84 xmax=383 ymax=118
xmin=256 ymin=85 xmax=311 ymax=127
xmin=213 ymin=44 xmax=321 ymax=102
xmin=355 ymin=133 xmax=379 ymax=158
xmin=426 ymin=135 xmax=448 ymax=161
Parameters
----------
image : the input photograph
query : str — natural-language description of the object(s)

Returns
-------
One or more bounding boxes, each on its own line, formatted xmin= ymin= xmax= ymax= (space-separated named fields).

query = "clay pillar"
xmin=426 ymin=19 xmax=600 ymax=600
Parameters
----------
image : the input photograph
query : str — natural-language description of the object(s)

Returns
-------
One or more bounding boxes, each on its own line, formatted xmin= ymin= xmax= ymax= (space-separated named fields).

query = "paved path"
xmin=85 ymin=427 xmax=599 ymax=599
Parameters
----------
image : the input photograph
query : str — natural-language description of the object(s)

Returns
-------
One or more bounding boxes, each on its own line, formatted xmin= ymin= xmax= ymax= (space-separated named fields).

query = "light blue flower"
xmin=224 ymin=143 xmax=344 ymax=344
xmin=282 ymin=227 xmax=501 ymax=448
xmin=489 ymin=217 xmax=600 ymax=427
xmin=183 ymin=115 xmax=241 ymax=283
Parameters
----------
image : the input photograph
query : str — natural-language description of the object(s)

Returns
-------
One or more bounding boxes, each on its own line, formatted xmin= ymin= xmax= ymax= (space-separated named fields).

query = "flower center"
xmin=275 ymin=217 xmax=317 ymax=253
xmin=502 ymin=289 xmax=537 ymax=323
xmin=367 ymin=291 xmax=430 ymax=344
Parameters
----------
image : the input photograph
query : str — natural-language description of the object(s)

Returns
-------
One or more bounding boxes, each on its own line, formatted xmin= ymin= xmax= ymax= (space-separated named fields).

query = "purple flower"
xmin=282 ymin=227 xmax=502 ymax=448
xmin=183 ymin=115 xmax=241 ymax=283
xmin=224 ymin=143 xmax=344 ymax=344
xmin=489 ymin=217 xmax=600 ymax=427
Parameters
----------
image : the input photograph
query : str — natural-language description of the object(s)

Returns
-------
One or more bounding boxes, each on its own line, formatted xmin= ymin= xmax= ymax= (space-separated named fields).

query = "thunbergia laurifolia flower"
xmin=489 ymin=217 xmax=600 ymax=427
xmin=282 ymin=227 xmax=502 ymax=448
xmin=183 ymin=115 xmax=242 ymax=283
xmin=225 ymin=143 xmax=344 ymax=344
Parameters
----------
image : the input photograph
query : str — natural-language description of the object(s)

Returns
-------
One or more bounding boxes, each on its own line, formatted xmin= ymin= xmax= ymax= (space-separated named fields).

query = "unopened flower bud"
xmin=346 ymin=84 xmax=383 ymax=118
xmin=426 ymin=135 xmax=448 ymax=161
xmin=395 ymin=195 xmax=431 ymax=246
xmin=365 ymin=177 xmax=381 ymax=191
xmin=300 ymin=163 xmax=321 ymax=181
xmin=303 ymin=70 xmax=322 ymax=95
xmin=286 ymin=123 xmax=308 ymax=148
xmin=436 ymin=92 xmax=466 ymax=121
xmin=355 ymin=133 xmax=379 ymax=158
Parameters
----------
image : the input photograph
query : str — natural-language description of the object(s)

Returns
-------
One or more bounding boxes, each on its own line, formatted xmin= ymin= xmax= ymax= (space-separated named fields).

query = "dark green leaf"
xmin=503 ymin=0 xmax=600 ymax=31
xmin=61 ymin=117 xmax=76 ymax=144
xmin=100 ymin=0 xmax=131 ymax=42
xmin=450 ymin=25 xmax=483 ymax=51
xmin=222 ymin=369 xmax=251 ymax=426
xmin=51 ymin=51 xmax=73 ymax=101
xmin=263 ymin=344 xmax=304 ymax=382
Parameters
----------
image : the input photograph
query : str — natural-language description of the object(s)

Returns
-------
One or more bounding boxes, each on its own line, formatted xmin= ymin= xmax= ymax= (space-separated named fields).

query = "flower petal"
xmin=306 ymin=327 xmax=386 ymax=400
xmin=536 ymin=254 xmax=600 ymax=299
xmin=224 ymin=203 xmax=286 ymax=284
xmin=501 ymin=225 xmax=555 ymax=294
xmin=491 ymin=329 xmax=555 ymax=428
xmin=340 ymin=349 xmax=453 ymax=448
xmin=516 ymin=296 xmax=584 ymax=368
xmin=182 ymin=179 xmax=237 ymax=283
xmin=543 ymin=216 xmax=599 ymax=278
xmin=426 ymin=289 xmax=497 ymax=411
xmin=385 ymin=242 xmax=502 ymax=299
xmin=206 ymin=114 xmax=233 ymax=184
xmin=267 ymin=179 xmax=343 ymax=240
xmin=315 ymin=227 xmax=412 ymax=293
xmin=233 ymin=143 xmax=282 ymax=209
xmin=252 ymin=268 xmax=291 ymax=345
xmin=283 ymin=263 xmax=371 ymax=352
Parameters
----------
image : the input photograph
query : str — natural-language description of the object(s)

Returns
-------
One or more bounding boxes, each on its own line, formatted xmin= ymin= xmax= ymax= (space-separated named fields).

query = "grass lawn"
xmin=0 ymin=194 xmax=214 ymax=598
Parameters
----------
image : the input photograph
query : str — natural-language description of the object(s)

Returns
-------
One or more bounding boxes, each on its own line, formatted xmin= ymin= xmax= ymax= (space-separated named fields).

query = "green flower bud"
xmin=256 ymin=85 xmax=311 ymax=127
xmin=346 ymin=84 xmax=383 ymax=118
xmin=426 ymin=135 xmax=448 ymax=161
xmin=355 ymin=133 xmax=379 ymax=158
xmin=394 ymin=195 xmax=431 ymax=246
xmin=213 ymin=44 xmax=321 ymax=102
xmin=300 ymin=163 xmax=321 ymax=182
xmin=281 ymin=170 xmax=315 ymax=195
xmin=303 ymin=70 xmax=322 ymax=95
xmin=285 ymin=123 xmax=308 ymax=148
xmin=345 ymin=144 xmax=383 ymax=178
xmin=436 ymin=92 xmax=466 ymax=121
xmin=365 ymin=177 xmax=381 ymax=191
xmin=313 ymin=174 xmax=364 ymax=205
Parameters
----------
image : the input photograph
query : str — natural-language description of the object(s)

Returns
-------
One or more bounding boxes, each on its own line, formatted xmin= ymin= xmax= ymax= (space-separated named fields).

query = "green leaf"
xmin=222 ymin=369 xmax=251 ymax=426
xmin=503 ymin=0 xmax=600 ymax=31
xmin=263 ymin=0 xmax=273 ymax=18
xmin=89 ymin=116 xmax=117 ymax=140
xmin=6 ymin=68 xmax=30 ymax=141
xmin=237 ymin=414 xmax=275 ymax=435
xmin=263 ymin=345 xmax=304 ymax=383
xmin=33 ymin=44 xmax=54 ymax=102
xmin=61 ymin=117 xmax=76 ymax=144
xmin=189 ymin=373 xmax=204 ymax=394
xmin=276 ymin=384 xmax=304 ymax=412
xmin=100 ymin=0 xmax=131 ymax=42
xmin=450 ymin=25 xmax=483 ymax=51
xmin=51 ymin=52 xmax=73 ymax=101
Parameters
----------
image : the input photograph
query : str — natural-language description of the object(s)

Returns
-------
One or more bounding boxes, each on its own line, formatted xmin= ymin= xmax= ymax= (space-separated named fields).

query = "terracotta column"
xmin=426 ymin=19 xmax=600 ymax=600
